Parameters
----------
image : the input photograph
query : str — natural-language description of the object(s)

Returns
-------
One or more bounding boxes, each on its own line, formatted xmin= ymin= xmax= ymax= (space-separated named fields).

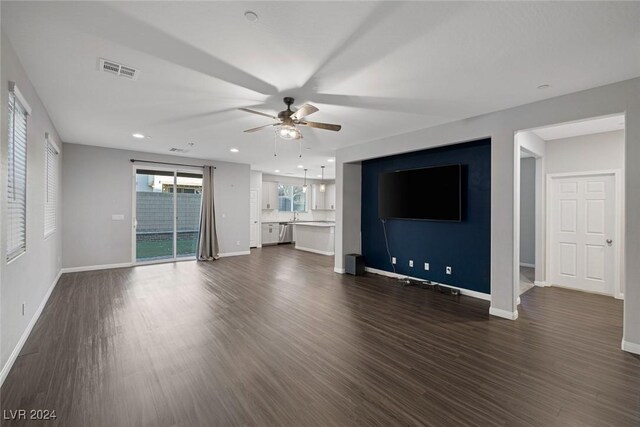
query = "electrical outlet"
xmin=391 ymin=257 xmax=397 ymax=265
xmin=424 ymin=262 xmax=430 ymax=271
xmin=409 ymin=260 xmax=413 ymax=268
xmin=236 ymin=240 xmax=240 ymax=246
xmin=446 ymin=266 xmax=452 ymax=275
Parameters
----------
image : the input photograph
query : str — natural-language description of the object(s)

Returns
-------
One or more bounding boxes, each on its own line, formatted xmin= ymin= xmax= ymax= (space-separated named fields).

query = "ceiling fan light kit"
xmin=277 ymin=124 xmax=300 ymax=140
xmin=240 ymin=97 xmax=342 ymax=141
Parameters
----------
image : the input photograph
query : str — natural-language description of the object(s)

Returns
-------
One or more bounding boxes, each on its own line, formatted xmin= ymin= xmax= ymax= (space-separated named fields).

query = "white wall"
xmin=335 ymin=77 xmax=640 ymax=352
xmin=546 ymin=130 xmax=624 ymax=174
xmin=250 ymin=170 xmax=262 ymax=189
xmin=62 ymin=143 xmax=250 ymax=268
xmin=516 ymin=131 xmax=546 ymax=283
xmin=520 ymin=158 xmax=536 ymax=266
xmin=1 ymin=34 xmax=63 ymax=381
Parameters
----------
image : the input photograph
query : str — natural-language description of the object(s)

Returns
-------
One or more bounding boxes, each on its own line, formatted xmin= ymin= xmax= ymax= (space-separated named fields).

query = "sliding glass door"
xmin=134 ymin=168 xmax=203 ymax=263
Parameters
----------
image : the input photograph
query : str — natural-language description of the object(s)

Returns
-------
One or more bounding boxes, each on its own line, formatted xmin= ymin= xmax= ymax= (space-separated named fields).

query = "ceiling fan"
xmin=239 ymin=97 xmax=342 ymax=140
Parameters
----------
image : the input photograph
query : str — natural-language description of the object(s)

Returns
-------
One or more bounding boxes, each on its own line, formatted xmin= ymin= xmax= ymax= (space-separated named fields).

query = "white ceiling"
xmin=3 ymin=2 xmax=640 ymax=179
xmin=531 ymin=114 xmax=625 ymax=141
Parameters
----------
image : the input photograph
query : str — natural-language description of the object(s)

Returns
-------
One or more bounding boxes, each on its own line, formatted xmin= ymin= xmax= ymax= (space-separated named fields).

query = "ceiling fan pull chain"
xmin=299 ymin=138 xmax=302 ymax=158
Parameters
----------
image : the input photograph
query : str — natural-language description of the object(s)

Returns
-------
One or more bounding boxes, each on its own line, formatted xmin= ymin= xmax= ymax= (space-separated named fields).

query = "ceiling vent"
xmin=98 ymin=58 xmax=139 ymax=80
xmin=169 ymin=148 xmax=189 ymax=153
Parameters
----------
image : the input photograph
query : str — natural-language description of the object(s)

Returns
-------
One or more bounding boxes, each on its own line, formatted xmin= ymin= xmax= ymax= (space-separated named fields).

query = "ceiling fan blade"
xmin=244 ymin=123 xmax=278 ymax=133
xmin=300 ymin=120 xmax=342 ymax=132
xmin=239 ymin=108 xmax=278 ymax=120
xmin=290 ymin=104 xmax=319 ymax=121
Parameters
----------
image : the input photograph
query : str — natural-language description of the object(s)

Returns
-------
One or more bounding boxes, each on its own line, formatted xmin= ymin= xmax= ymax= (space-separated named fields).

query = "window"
xmin=6 ymin=84 xmax=30 ymax=261
xmin=44 ymin=135 xmax=59 ymax=237
xmin=278 ymin=184 xmax=306 ymax=212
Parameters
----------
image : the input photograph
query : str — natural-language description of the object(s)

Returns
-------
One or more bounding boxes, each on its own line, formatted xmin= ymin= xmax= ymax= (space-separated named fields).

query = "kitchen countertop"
xmin=289 ymin=222 xmax=335 ymax=227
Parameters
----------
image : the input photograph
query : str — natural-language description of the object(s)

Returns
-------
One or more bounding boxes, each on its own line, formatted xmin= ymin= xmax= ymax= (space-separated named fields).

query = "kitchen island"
xmin=291 ymin=222 xmax=335 ymax=256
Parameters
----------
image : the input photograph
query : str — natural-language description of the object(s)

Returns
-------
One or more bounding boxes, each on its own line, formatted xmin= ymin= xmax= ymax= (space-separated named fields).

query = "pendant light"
xmin=320 ymin=166 xmax=326 ymax=193
xmin=303 ymin=169 xmax=308 ymax=193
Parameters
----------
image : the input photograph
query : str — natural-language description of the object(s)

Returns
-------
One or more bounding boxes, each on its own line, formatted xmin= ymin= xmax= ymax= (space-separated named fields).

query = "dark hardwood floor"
xmin=2 ymin=245 xmax=639 ymax=426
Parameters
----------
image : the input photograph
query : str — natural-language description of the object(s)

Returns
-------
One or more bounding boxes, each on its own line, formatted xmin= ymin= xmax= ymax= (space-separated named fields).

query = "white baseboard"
xmin=1 ymin=269 xmax=62 ymax=386
xmin=364 ymin=267 xmax=491 ymax=302
xmin=489 ymin=306 xmax=519 ymax=320
xmin=217 ymin=250 xmax=251 ymax=258
xmin=61 ymin=262 xmax=132 ymax=273
xmin=334 ymin=267 xmax=346 ymax=274
xmin=534 ymin=281 xmax=547 ymax=287
xmin=519 ymin=262 xmax=535 ymax=268
xmin=622 ymin=339 xmax=640 ymax=355
xmin=294 ymin=246 xmax=334 ymax=256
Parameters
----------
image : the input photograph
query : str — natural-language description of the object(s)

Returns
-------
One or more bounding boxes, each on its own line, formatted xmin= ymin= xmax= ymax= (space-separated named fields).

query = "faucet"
xmin=293 ymin=212 xmax=299 ymax=222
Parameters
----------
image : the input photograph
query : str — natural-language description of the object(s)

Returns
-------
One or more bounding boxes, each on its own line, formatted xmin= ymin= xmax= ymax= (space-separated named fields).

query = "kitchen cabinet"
xmin=311 ymin=183 xmax=336 ymax=210
xmin=262 ymin=181 xmax=278 ymax=210
xmin=311 ymin=184 xmax=325 ymax=210
xmin=325 ymin=184 xmax=336 ymax=210
xmin=261 ymin=222 xmax=279 ymax=245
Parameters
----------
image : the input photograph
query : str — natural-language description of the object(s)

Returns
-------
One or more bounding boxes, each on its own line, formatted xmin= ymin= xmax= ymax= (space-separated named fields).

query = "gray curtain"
xmin=197 ymin=166 xmax=219 ymax=260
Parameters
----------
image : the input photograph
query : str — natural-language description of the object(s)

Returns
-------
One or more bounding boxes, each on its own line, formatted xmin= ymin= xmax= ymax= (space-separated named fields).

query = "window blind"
xmin=7 ymin=91 xmax=28 ymax=261
xmin=45 ymin=137 xmax=59 ymax=236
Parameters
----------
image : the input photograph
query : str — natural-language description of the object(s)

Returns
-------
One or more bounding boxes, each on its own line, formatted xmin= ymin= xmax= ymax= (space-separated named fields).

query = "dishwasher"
xmin=278 ymin=223 xmax=293 ymax=244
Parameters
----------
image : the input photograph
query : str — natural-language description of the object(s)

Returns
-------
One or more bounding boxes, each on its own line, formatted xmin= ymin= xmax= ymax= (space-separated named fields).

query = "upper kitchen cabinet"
xmin=325 ymin=184 xmax=336 ymax=210
xmin=311 ymin=183 xmax=336 ymax=210
xmin=262 ymin=181 xmax=278 ymax=210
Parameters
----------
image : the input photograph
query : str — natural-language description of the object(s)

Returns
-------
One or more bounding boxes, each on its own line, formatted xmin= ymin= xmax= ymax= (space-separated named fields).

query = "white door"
xmin=250 ymin=189 xmax=259 ymax=248
xmin=550 ymin=174 xmax=616 ymax=295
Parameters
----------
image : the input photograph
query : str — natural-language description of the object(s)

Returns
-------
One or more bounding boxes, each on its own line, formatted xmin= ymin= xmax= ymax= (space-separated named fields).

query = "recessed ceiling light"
xmin=230 ymin=148 xmax=239 ymax=153
xmin=132 ymin=133 xmax=145 ymax=139
xmin=327 ymin=158 xmax=335 ymax=162
xmin=297 ymin=165 xmax=304 ymax=169
xmin=244 ymin=11 xmax=258 ymax=22
xmin=537 ymin=84 xmax=551 ymax=90
xmin=275 ymin=169 xmax=280 ymax=173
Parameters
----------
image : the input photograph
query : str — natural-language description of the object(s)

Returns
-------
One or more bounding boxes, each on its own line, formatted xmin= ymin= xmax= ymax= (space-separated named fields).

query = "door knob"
xmin=606 ymin=239 xmax=613 ymax=246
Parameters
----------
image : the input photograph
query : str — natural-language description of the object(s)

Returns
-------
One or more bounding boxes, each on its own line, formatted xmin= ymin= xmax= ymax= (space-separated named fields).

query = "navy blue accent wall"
xmin=361 ymin=139 xmax=491 ymax=294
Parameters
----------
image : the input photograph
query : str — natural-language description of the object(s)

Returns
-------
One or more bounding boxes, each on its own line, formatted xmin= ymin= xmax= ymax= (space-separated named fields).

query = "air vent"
xmin=98 ymin=58 xmax=139 ymax=80
xmin=169 ymin=148 xmax=189 ymax=153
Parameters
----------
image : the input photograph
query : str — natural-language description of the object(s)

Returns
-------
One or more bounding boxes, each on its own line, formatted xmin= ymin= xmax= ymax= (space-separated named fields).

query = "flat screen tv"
xmin=378 ymin=164 xmax=462 ymax=221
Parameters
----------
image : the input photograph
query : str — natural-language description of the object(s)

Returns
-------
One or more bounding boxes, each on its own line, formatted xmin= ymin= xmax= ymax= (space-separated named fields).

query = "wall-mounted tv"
xmin=378 ymin=164 xmax=462 ymax=221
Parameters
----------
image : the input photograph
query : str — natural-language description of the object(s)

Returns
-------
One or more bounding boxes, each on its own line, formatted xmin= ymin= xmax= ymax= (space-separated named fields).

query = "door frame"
xmin=546 ymin=169 xmax=624 ymax=299
xmin=249 ymin=188 xmax=261 ymax=248
xmin=131 ymin=164 xmax=203 ymax=265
